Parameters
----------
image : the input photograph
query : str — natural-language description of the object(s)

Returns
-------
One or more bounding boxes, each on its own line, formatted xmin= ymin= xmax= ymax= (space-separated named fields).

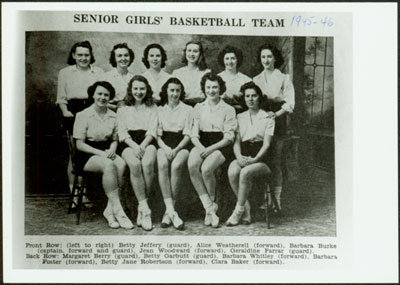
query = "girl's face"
xmin=93 ymin=86 xmax=111 ymax=108
xmin=115 ymin=48 xmax=131 ymax=69
xmin=223 ymin=52 xmax=238 ymax=71
xmin=185 ymin=43 xmax=201 ymax=64
xmin=244 ymin=88 xmax=260 ymax=110
xmin=131 ymin=80 xmax=147 ymax=103
xmin=204 ymin=80 xmax=221 ymax=101
xmin=167 ymin=83 xmax=182 ymax=105
xmin=260 ymin=49 xmax=275 ymax=70
xmin=73 ymin=47 xmax=91 ymax=69
xmin=147 ymin=47 xmax=162 ymax=69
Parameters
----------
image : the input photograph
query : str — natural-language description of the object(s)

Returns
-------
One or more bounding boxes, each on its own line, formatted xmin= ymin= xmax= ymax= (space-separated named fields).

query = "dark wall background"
xmin=25 ymin=31 xmax=282 ymax=195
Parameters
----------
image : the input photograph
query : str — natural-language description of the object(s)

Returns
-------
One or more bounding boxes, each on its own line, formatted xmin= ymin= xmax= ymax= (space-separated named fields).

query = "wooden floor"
xmin=25 ymin=169 xmax=336 ymax=236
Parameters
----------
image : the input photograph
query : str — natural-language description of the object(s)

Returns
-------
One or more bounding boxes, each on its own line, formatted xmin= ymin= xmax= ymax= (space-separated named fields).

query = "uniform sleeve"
xmin=182 ymin=106 xmax=194 ymax=136
xmin=117 ymin=107 xmax=130 ymax=142
xmin=263 ymin=118 xmax=275 ymax=137
xmin=72 ymin=112 xmax=87 ymax=140
xmin=56 ymin=68 xmax=68 ymax=105
xmin=190 ymin=104 xmax=201 ymax=139
xmin=222 ymin=106 xmax=237 ymax=143
xmin=145 ymin=105 xmax=158 ymax=139
xmin=281 ymin=74 xmax=295 ymax=113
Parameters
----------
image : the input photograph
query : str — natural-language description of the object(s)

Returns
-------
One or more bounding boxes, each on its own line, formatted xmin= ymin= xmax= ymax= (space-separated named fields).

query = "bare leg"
xmin=200 ymin=150 xmax=226 ymax=200
xmin=84 ymin=155 xmax=133 ymax=229
xmin=142 ymin=145 xmax=157 ymax=197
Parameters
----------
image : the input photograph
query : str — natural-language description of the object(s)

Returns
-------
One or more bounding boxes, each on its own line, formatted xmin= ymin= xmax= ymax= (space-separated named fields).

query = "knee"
xmin=228 ymin=163 xmax=240 ymax=179
xmin=158 ymin=159 xmax=169 ymax=173
xmin=142 ymin=159 xmax=155 ymax=174
xmin=188 ymin=157 xmax=201 ymax=174
xmin=171 ymin=160 xmax=184 ymax=173
xmin=127 ymin=161 xmax=141 ymax=175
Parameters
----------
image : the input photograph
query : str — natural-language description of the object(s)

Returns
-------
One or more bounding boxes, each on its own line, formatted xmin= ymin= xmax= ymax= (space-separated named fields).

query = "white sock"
xmin=106 ymin=189 xmax=124 ymax=215
xmin=138 ymin=199 xmax=150 ymax=212
xmin=199 ymin=194 xmax=213 ymax=211
xmin=164 ymin=198 xmax=175 ymax=214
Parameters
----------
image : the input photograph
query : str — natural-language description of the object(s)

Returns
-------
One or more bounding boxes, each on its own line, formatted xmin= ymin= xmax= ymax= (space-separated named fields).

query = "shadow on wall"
xmin=25 ymin=31 xmax=284 ymax=195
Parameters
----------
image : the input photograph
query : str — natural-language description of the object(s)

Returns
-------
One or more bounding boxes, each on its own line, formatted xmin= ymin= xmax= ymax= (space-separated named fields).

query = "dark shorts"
xmin=263 ymin=100 xmax=287 ymax=136
xmin=62 ymin=99 xmax=90 ymax=134
xmin=199 ymin=131 xmax=233 ymax=161
xmin=241 ymin=141 xmax=263 ymax=158
xmin=161 ymin=131 xmax=192 ymax=150
xmin=117 ymin=130 xmax=156 ymax=155
xmin=73 ymin=139 xmax=111 ymax=175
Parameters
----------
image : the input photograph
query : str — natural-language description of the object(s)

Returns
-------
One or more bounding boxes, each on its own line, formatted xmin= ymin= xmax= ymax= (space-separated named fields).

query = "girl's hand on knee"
xmin=237 ymin=156 xmax=248 ymax=168
xmin=168 ymin=149 xmax=178 ymax=161
xmin=200 ymin=147 xmax=214 ymax=159
xmin=105 ymin=149 xmax=116 ymax=160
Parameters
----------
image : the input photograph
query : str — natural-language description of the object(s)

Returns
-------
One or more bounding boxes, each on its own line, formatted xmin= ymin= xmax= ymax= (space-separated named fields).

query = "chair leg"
xmin=76 ymin=181 xmax=84 ymax=225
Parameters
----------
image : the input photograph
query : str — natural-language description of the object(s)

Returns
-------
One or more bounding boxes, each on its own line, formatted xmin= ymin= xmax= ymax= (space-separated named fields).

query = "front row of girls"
xmin=73 ymin=72 xmax=276 ymax=231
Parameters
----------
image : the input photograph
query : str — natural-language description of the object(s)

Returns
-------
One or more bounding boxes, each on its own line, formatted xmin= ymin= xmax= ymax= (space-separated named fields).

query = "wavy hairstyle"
xmin=109 ymin=43 xmax=135 ymax=67
xmin=238 ymin=81 xmax=266 ymax=110
xmin=182 ymin=40 xmax=207 ymax=71
xmin=142 ymin=43 xmax=167 ymax=69
xmin=87 ymin=81 xmax=116 ymax=105
xmin=217 ymin=45 xmax=244 ymax=68
xmin=159 ymin=77 xmax=186 ymax=106
xmin=200 ymin=72 xmax=226 ymax=95
xmin=124 ymin=75 xmax=154 ymax=106
xmin=257 ymin=43 xmax=284 ymax=69
xmin=67 ymin=41 xmax=95 ymax=65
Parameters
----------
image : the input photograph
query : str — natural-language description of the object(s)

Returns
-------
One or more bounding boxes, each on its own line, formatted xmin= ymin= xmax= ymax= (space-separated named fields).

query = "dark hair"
xmin=182 ymin=41 xmax=207 ymax=71
xmin=67 ymin=41 xmax=95 ymax=65
xmin=109 ymin=43 xmax=135 ymax=67
xmin=217 ymin=45 xmax=244 ymax=68
xmin=87 ymin=81 xmax=116 ymax=105
xmin=124 ymin=75 xmax=154 ymax=106
xmin=200 ymin=72 xmax=226 ymax=95
xmin=159 ymin=77 xmax=186 ymax=106
xmin=142 ymin=43 xmax=167 ymax=69
xmin=238 ymin=81 xmax=266 ymax=110
xmin=257 ymin=43 xmax=284 ymax=69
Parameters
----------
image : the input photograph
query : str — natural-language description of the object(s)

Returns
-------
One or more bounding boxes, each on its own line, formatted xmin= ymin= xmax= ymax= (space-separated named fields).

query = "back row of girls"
xmin=57 ymin=40 xmax=294 ymax=230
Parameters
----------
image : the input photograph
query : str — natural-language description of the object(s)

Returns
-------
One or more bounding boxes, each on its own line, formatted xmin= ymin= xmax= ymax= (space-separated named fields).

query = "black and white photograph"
xmin=25 ymin=31 xmax=335 ymax=237
xmin=2 ymin=3 xmax=398 ymax=283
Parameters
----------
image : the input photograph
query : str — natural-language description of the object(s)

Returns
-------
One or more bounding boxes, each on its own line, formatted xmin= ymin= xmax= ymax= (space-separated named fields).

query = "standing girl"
xmin=104 ymin=43 xmax=135 ymax=111
xmin=217 ymin=45 xmax=251 ymax=109
xmin=57 ymin=41 xmax=104 ymax=202
xmin=188 ymin=73 xmax=237 ymax=228
xmin=253 ymin=44 xmax=295 ymax=213
xmin=157 ymin=78 xmax=193 ymax=230
xmin=117 ymin=75 xmax=158 ymax=231
xmin=141 ymin=43 xmax=171 ymax=105
xmin=172 ymin=40 xmax=210 ymax=107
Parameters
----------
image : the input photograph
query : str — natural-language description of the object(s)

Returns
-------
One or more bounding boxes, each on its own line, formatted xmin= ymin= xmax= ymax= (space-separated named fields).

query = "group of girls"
xmin=57 ymin=39 xmax=294 ymax=231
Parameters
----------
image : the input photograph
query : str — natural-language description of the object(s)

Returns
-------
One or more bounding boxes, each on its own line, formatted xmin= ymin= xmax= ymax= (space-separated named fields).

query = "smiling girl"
xmin=104 ymin=43 xmax=135 ymax=111
xmin=172 ymin=40 xmax=210 ymax=106
xmin=253 ymin=44 xmax=295 ymax=213
xmin=73 ymin=81 xmax=133 ymax=229
xmin=57 ymin=41 xmax=104 ymax=203
xmin=117 ymin=75 xmax=158 ymax=231
xmin=156 ymin=77 xmax=193 ymax=230
xmin=141 ymin=43 xmax=171 ymax=105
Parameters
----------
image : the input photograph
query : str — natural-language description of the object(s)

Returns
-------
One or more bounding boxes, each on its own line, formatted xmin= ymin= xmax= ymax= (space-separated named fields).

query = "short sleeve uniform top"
xmin=103 ymin=68 xmax=134 ymax=102
xmin=237 ymin=110 xmax=275 ymax=143
xmin=172 ymin=66 xmax=211 ymax=100
xmin=191 ymin=99 xmax=237 ymax=143
xmin=253 ymin=69 xmax=295 ymax=113
xmin=117 ymin=104 xmax=158 ymax=142
xmin=73 ymin=105 xmax=118 ymax=142
xmin=56 ymin=65 xmax=104 ymax=105
xmin=218 ymin=71 xmax=252 ymax=99
xmin=142 ymin=69 xmax=171 ymax=101
xmin=157 ymin=102 xmax=193 ymax=136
